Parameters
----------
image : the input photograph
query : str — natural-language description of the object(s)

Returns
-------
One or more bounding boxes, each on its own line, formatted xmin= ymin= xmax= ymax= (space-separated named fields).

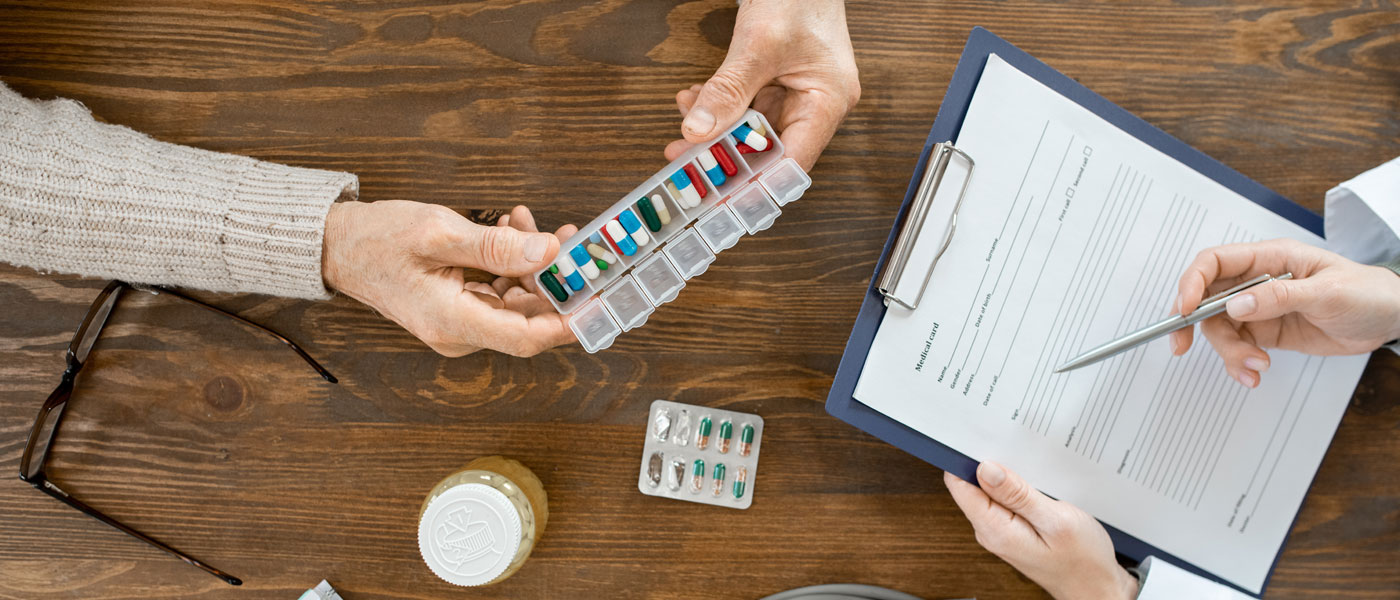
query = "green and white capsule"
xmin=717 ymin=420 xmax=733 ymax=454
xmin=711 ymin=463 xmax=727 ymax=497
xmin=690 ymin=458 xmax=705 ymax=493
xmin=696 ymin=415 xmax=713 ymax=450
xmin=733 ymin=466 xmax=748 ymax=500
xmin=738 ymin=423 xmax=755 ymax=457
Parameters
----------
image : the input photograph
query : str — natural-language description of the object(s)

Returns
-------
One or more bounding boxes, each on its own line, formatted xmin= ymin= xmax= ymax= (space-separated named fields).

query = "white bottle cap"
xmin=418 ymin=483 xmax=523 ymax=587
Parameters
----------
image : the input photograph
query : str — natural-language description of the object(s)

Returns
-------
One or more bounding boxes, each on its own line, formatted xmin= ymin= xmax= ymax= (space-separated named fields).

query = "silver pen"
xmin=1055 ymin=273 xmax=1293 ymax=373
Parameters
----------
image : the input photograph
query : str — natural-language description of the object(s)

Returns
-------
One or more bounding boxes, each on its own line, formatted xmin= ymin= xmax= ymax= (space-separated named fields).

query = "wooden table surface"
xmin=1 ymin=1 xmax=1398 ymax=598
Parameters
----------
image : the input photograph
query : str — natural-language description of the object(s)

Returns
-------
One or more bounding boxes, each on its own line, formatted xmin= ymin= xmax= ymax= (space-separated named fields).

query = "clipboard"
xmin=825 ymin=27 xmax=1325 ymax=597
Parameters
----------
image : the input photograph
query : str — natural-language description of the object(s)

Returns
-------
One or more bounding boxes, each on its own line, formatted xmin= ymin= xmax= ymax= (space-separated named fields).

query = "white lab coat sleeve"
xmin=1325 ymin=156 xmax=1400 ymax=266
xmin=1135 ymin=556 xmax=1255 ymax=600
xmin=1325 ymin=156 xmax=1400 ymax=354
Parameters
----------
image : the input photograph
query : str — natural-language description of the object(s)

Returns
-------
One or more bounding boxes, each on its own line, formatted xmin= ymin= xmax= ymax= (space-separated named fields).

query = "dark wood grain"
xmin=1 ymin=1 xmax=1398 ymax=598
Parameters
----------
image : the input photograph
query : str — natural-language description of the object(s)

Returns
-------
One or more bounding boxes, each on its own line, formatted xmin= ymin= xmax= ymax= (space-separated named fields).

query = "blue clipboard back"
xmin=825 ymin=26 xmax=1323 ymax=598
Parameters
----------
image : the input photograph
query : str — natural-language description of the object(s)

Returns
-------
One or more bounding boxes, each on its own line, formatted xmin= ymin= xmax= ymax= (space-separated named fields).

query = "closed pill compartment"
xmin=757 ymin=157 xmax=811 ymax=207
xmin=599 ymin=275 xmax=655 ymax=331
xmin=568 ymin=298 xmax=622 ymax=353
xmin=632 ymin=253 xmax=686 ymax=306
xmin=662 ymin=229 xmax=716 ymax=279
xmin=727 ymin=183 xmax=782 ymax=234
xmin=695 ymin=204 xmax=745 ymax=253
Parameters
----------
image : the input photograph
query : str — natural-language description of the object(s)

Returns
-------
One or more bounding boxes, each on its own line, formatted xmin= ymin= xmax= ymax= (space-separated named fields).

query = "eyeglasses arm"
xmin=34 ymin=477 xmax=243 ymax=586
xmin=131 ymin=284 xmax=338 ymax=384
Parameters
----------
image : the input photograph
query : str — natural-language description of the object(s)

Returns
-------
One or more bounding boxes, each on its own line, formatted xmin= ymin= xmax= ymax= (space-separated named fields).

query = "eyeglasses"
xmin=17 ymin=281 xmax=337 ymax=586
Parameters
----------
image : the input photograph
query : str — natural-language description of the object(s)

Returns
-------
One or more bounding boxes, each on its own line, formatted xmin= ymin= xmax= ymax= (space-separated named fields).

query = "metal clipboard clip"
xmin=876 ymin=142 xmax=975 ymax=311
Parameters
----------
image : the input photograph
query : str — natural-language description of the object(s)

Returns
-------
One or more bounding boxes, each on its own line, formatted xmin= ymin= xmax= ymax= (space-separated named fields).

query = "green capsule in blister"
xmin=696 ymin=416 xmax=712 ymax=450
xmin=733 ymin=466 xmax=747 ymax=500
xmin=691 ymin=458 xmax=705 ymax=494
xmin=711 ymin=463 xmax=727 ymax=497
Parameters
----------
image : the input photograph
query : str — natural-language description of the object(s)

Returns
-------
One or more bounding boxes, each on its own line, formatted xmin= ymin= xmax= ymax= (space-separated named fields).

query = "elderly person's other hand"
xmin=322 ymin=202 xmax=577 ymax=357
xmin=665 ymin=0 xmax=860 ymax=172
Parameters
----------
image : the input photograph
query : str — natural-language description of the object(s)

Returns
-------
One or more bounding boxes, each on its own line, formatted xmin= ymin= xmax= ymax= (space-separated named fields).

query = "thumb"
xmin=442 ymin=220 xmax=560 ymax=277
xmin=977 ymin=461 xmax=1056 ymax=528
xmin=683 ymin=56 xmax=777 ymax=143
xmin=1224 ymin=278 xmax=1319 ymax=322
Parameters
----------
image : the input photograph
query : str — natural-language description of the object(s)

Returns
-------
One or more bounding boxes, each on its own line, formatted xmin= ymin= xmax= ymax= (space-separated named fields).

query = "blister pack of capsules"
xmin=638 ymin=400 xmax=764 ymax=510
xmin=533 ymin=109 xmax=812 ymax=353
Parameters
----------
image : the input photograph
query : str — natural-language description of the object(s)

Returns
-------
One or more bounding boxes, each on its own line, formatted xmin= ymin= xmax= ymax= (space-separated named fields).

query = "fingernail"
xmin=1174 ymin=294 xmax=1182 ymax=314
xmin=524 ymin=235 xmax=549 ymax=262
xmin=1169 ymin=335 xmax=1181 ymax=355
xmin=682 ymin=106 xmax=715 ymax=136
xmin=1235 ymin=371 xmax=1256 ymax=388
xmin=1226 ymin=293 xmax=1257 ymax=318
xmin=1244 ymin=357 xmax=1269 ymax=372
xmin=979 ymin=462 xmax=1006 ymax=487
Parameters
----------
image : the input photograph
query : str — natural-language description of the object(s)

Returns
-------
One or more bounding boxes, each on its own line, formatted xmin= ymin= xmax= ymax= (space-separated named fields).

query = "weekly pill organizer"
xmin=533 ymin=109 xmax=812 ymax=353
xmin=638 ymin=400 xmax=764 ymax=510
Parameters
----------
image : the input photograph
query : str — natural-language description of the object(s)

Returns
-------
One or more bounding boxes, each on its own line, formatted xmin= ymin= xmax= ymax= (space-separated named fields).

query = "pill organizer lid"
xmin=663 ymin=229 xmax=716 ymax=279
xmin=757 ymin=158 xmax=811 ymax=206
xmin=633 ymin=253 xmax=686 ymax=306
xmin=599 ymin=274 xmax=654 ymax=331
xmin=728 ymin=183 xmax=782 ymax=234
xmin=695 ymin=204 xmax=745 ymax=253
xmin=569 ymin=298 xmax=622 ymax=353
xmin=418 ymin=483 xmax=523 ymax=587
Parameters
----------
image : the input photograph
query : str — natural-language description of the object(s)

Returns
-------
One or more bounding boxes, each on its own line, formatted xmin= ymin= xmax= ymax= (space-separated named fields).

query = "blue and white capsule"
xmin=617 ymin=209 xmax=651 ymax=247
xmin=569 ymin=245 xmax=600 ymax=280
xmin=731 ymin=124 xmax=769 ymax=151
xmin=557 ymin=259 xmax=585 ymax=291
xmin=669 ymin=170 xmax=703 ymax=208
xmin=696 ymin=152 xmax=726 ymax=187
xmin=605 ymin=219 xmax=638 ymax=256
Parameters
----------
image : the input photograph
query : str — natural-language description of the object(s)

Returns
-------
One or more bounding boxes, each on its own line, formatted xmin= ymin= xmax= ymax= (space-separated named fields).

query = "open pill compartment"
xmin=639 ymin=400 xmax=764 ymax=510
xmin=534 ymin=109 xmax=811 ymax=352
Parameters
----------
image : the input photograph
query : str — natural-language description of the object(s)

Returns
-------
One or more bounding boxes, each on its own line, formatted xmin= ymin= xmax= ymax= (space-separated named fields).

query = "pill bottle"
xmin=417 ymin=456 xmax=548 ymax=587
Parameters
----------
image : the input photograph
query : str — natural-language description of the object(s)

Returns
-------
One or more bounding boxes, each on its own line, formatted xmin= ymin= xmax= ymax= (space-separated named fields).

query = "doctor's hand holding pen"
xmin=1169 ymin=238 xmax=1400 ymax=388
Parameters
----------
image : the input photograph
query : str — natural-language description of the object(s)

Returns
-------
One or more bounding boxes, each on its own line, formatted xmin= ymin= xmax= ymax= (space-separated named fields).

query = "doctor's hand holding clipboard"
xmin=945 ymin=186 xmax=1400 ymax=599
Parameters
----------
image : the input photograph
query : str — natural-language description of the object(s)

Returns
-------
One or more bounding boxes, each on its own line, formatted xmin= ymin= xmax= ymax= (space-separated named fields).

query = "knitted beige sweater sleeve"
xmin=0 ymin=82 xmax=358 ymax=299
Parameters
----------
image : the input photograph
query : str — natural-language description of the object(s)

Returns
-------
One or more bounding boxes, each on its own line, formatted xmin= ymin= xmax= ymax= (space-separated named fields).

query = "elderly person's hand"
xmin=1169 ymin=238 xmax=1400 ymax=388
xmin=945 ymin=463 xmax=1139 ymax=600
xmin=665 ymin=0 xmax=860 ymax=171
xmin=322 ymin=201 xmax=577 ymax=357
